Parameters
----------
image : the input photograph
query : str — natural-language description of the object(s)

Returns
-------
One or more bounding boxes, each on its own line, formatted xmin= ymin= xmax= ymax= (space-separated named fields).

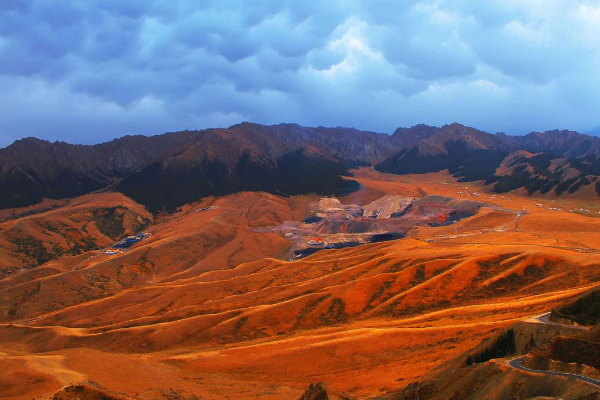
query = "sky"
xmin=1 ymin=0 xmax=600 ymax=148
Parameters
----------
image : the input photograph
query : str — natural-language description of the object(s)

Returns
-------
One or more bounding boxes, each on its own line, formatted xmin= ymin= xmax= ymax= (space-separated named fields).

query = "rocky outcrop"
xmin=298 ymin=382 xmax=354 ymax=400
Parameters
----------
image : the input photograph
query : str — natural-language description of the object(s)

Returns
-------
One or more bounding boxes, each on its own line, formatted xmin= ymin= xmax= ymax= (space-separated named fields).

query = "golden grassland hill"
xmin=2 ymin=240 xmax=600 ymax=398
xmin=0 ymin=192 xmax=152 ymax=278
xmin=0 ymin=191 xmax=311 ymax=323
xmin=2 ymin=170 xmax=600 ymax=399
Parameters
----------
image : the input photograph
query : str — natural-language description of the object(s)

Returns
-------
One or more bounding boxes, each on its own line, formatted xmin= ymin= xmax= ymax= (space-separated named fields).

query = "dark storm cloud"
xmin=1 ymin=0 xmax=600 ymax=148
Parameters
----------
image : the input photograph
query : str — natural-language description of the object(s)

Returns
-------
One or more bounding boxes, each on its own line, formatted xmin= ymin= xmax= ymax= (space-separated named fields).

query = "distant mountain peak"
xmin=392 ymin=123 xmax=439 ymax=135
xmin=442 ymin=122 xmax=467 ymax=130
xmin=228 ymin=121 xmax=270 ymax=130
xmin=9 ymin=136 xmax=51 ymax=147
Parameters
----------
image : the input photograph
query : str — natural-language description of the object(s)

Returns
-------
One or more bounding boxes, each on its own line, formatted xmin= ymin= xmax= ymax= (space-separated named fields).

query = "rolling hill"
xmin=2 ymin=167 xmax=600 ymax=399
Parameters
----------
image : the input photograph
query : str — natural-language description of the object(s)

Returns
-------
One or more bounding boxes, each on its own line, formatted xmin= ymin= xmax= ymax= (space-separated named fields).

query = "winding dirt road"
xmin=527 ymin=312 xmax=590 ymax=331
xmin=508 ymin=357 xmax=600 ymax=388
xmin=507 ymin=312 xmax=597 ymax=387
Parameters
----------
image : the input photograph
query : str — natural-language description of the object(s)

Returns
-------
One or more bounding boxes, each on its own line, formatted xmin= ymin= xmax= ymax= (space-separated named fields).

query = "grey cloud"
xmin=1 ymin=0 xmax=600 ymax=147
xmin=307 ymin=47 xmax=345 ymax=71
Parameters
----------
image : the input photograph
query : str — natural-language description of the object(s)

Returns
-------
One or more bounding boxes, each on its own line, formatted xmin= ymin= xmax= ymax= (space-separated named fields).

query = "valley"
xmin=1 ymin=167 xmax=600 ymax=399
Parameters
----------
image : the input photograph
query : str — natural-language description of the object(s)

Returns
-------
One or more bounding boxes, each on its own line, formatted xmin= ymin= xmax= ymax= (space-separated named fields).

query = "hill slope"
xmin=3 ymin=169 xmax=600 ymax=399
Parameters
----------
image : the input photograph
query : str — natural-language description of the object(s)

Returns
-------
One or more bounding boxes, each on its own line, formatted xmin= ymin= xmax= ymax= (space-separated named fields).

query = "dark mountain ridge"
xmin=3 ymin=122 xmax=600 ymax=212
xmin=376 ymin=123 xmax=600 ymax=196
xmin=0 ymin=130 xmax=204 ymax=209
xmin=0 ymin=123 xmax=412 ymax=211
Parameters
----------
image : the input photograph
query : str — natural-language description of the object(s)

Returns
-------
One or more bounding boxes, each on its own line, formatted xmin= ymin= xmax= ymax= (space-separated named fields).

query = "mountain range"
xmin=3 ymin=122 xmax=600 ymax=212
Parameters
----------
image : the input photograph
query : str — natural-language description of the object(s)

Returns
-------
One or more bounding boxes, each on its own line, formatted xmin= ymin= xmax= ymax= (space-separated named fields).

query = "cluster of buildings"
xmin=104 ymin=232 xmax=152 ymax=256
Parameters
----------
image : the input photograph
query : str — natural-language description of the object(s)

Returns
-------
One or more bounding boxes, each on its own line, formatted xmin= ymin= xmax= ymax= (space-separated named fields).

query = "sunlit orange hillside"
xmin=1 ymin=166 xmax=600 ymax=400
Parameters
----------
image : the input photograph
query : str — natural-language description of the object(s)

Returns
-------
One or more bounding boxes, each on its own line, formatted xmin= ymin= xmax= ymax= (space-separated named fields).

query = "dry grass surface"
xmin=2 ymin=168 xmax=600 ymax=399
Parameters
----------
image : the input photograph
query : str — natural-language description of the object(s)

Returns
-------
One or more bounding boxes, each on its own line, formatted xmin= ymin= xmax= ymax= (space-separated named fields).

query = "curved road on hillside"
xmin=529 ymin=312 xmax=591 ymax=331
xmin=506 ymin=312 xmax=597 ymax=387
xmin=508 ymin=357 xmax=600 ymax=388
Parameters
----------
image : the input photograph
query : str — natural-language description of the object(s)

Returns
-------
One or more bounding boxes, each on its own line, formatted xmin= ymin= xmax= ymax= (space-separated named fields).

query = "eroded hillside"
xmin=1 ymin=168 xmax=600 ymax=399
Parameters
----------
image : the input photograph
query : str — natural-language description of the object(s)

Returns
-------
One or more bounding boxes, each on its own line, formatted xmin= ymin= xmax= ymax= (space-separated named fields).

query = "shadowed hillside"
xmin=552 ymin=288 xmax=600 ymax=326
xmin=5 ymin=122 xmax=600 ymax=212
xmin=376 ymin=123 xmax=600 ymax=197
xmin=0 ymin=123 xmax=401 ymax=210
xmin=116 ymin=148 xmax=360 ymax=212
xmin=534 ymin=325 xmax=600 ymax=371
